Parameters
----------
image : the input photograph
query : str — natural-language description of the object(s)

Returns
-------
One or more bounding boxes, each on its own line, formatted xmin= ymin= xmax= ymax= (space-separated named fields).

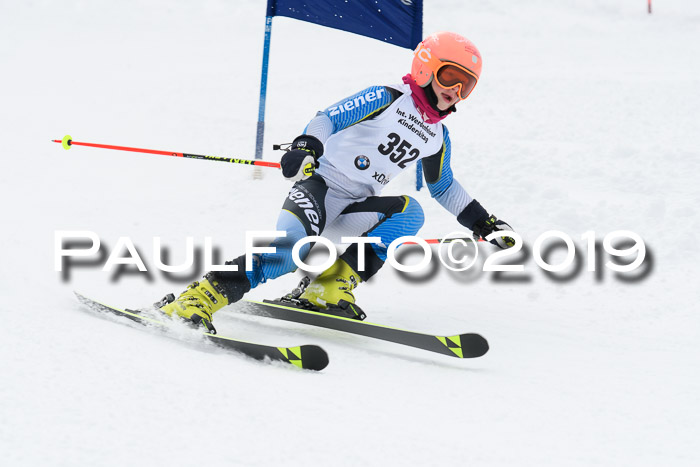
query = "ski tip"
xmin=73 ymin=291 xmax=107 ymax=312
xmin=74 ymin=290 xmax=88 ymax=302
xmin=61 ymin=134 xmax=72 ymax=150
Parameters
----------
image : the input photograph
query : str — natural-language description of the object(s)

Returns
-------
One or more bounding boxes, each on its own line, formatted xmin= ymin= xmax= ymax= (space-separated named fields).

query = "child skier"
xmin=160 ymin=31 xmax=514 ymax=329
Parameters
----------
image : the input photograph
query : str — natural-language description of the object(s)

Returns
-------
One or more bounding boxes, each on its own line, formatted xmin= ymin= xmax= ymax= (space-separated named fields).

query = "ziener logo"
xmin=288 ymin=187 xmax=321 ymax=234
xmin=328 ymin=88 xmax=385 ymax=117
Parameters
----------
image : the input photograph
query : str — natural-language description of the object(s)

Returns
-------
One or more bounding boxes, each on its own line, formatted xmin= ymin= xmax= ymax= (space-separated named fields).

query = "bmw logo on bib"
xmin=354 ymin=155 xmax=370 ymax=170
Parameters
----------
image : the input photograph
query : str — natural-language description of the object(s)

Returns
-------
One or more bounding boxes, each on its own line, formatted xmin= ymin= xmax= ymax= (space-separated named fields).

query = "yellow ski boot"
xmin=159 ymin=273 xmax=229 ymax=332
xmin=298 ymin=258 xmax=366 ymax=320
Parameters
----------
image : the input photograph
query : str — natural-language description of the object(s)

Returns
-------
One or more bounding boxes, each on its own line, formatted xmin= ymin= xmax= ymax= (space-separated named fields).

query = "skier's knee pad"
xmin=372 ymin=195 xmax=425 ymax=237
xmin=343 ymin=196 xmax=425 ymax=281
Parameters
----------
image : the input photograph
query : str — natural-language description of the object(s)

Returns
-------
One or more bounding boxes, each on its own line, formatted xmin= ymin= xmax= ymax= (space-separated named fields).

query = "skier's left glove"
xmin=458 ymin=199 xmax=516 ymax=249
xmin=472 ymin=215 xmax=516 ymax=249
xmin=280 ymin=135 xmax=324 ymax=182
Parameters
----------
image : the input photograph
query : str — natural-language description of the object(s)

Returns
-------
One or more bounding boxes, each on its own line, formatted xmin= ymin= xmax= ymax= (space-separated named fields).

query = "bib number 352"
xmin=377 ymin=132 xmax=420 ymax=169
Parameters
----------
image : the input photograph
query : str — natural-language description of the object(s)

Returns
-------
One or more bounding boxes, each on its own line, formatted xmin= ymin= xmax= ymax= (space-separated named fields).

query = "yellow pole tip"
xmin=61 ymin=135 xmax=72 ymax=150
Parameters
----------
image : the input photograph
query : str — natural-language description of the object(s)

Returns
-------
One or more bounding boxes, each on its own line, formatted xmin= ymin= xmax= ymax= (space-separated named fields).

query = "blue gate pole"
xmin=255 ymin=15 xmax=273 ymax=160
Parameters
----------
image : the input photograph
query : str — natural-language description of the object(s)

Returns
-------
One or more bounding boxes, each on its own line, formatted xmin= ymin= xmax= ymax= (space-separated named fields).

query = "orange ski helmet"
xmin=411 ymin=32 xmax=482 ymax=101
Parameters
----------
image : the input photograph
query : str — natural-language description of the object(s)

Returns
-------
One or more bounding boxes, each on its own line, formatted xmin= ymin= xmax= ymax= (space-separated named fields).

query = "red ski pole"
xmin=52 ymin=135 xmax=281 ymax=168
xmin=402 ymin=237 xmax=484 ymax=245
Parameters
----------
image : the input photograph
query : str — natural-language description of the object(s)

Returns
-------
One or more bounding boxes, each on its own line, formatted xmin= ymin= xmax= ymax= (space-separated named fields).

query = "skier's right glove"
xmin=280 ymin=135 xmax=324 ymax=182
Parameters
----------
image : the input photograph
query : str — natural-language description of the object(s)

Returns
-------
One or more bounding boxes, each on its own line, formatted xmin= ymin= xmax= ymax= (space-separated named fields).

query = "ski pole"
xmin=402 ymin=237 xmax=483 ymax=245
xmin=52 ymin=135 xmax=281 ymax=169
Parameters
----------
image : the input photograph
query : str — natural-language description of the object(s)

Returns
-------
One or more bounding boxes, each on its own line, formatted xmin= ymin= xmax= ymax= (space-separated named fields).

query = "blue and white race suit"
xmin=246 ymin=83 xmax=475 ymax=287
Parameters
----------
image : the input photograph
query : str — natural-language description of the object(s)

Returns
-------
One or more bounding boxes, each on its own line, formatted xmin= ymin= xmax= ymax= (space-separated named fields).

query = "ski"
xmin=75 ymin=292 xmax=329 ymax=371
xmin=241 ymin=299 xmax=489 ymax=359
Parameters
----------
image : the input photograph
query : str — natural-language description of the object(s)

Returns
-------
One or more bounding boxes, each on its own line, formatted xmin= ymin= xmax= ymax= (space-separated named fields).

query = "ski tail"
xmin=75 ymin=292 xmax=329 ymax=371
xmin=243 ymin=299 xmax=489 ymax=359
xmin=436 ymin=333 xmax=489 ymax=358
xmin=205 ymin=334 xmax=329 ymax=371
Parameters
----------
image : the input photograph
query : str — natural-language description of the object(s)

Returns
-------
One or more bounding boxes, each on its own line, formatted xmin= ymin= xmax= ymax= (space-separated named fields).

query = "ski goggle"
xmin=435 ymin=63 xmax=479 ymax=100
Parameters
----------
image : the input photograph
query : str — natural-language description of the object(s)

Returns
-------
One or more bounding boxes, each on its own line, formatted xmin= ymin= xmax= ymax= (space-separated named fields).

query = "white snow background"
xmin=1 ymin=0 xmax=699 ymax=465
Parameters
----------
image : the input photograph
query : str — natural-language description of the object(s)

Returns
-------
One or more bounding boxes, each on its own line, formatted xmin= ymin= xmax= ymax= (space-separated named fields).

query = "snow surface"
xmin=1 ymin=0 xmax=699 ymax=465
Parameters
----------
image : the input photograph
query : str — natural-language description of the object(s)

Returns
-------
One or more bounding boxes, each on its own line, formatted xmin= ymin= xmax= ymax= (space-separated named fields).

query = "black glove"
xmin=457 ymin=199 xmax=516 ymax=249
xmin=280 ymin=135 xmax=324 ymax=181
xmin=472 ymin=215 xmax=515 ymax=248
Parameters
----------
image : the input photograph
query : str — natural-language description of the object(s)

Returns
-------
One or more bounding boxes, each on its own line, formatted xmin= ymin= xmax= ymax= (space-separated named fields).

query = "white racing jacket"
xmin=303 ymin=82 xmax=473 ymax=217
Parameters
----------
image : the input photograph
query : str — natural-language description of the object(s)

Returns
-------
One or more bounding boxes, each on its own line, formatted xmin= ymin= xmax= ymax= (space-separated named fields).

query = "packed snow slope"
xmin=1 ymin=1 xmax=699 ymax=465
